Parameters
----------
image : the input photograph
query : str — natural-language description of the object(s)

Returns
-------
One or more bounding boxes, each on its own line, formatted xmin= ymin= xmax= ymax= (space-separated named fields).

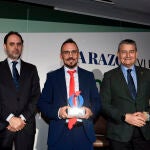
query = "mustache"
xmin=122 ymin=57 xmax=131 ymax=60
xmin=124 ymin=58 xmax=131 ymax=60
xmin=66 ymin=58 xmax=75 ymax=61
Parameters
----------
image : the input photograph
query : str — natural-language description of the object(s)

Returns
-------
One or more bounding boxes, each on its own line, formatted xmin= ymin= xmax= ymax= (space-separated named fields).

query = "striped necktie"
xmin=12 ymin=61 xmax=20 ymax=89
xmin=127 ymin=69 xmax=136 ymax=99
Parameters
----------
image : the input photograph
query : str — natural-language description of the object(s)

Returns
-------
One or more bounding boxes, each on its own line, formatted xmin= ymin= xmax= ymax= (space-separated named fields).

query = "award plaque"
xmin=68 ymin=91 xmax=85 ymax=117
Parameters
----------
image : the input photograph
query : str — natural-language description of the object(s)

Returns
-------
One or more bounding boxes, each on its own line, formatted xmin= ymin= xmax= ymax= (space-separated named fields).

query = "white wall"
xmin=0 ymin=32 xmax=150 ymax=150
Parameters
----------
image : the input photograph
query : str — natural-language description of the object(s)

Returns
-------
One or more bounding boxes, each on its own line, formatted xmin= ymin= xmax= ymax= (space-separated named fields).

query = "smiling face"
xmin=117 ymin=43 xmax=137 ymax=68
xmin=60 ymin=42 xmax=79 ymax=69
xmin=4 ymin=34 xmax=23 ymax=60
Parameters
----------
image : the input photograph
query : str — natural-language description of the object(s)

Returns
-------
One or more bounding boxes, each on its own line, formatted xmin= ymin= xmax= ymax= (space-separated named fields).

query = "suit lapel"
xmin=118 ymin=66 xmax=144 ymax=101
xmin=78 ymin=67 xmax=85 ymax=92
xmin=117 ymin=67 xmax=135 ymax=101
xmin=58 ymin=67 xmax=67 ymax=103
xmin=18 ymin=60 xmax=26 ymax=89
xmin=135 ymin=66 xmax=143 ymax=99
xmin=2 ymin=59 xmax=16 ymax=90
xmin=19 ymin=60 xmax=26 ymax=81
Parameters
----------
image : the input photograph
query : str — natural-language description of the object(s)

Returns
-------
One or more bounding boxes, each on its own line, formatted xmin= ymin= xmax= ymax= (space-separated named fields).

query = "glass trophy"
xmin=67 ymin=91 xmax=85 ymax=117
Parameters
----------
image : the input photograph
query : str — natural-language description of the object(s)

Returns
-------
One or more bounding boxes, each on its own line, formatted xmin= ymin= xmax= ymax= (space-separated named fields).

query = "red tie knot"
xmin=67 ymin=70 xmax=76 ymax=76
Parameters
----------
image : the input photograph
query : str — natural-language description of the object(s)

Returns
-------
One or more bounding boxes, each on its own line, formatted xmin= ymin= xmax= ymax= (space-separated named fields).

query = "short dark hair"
xmin=60 ymin=38 xmax=79 ymax=52
xmin=4 ymin=31 xmax=24 ymax=44
xmin=118 ymin=39 xmax=137 ymax=52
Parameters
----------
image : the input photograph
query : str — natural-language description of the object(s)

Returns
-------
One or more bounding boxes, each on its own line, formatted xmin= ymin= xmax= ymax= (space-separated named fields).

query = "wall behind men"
xmin=0 ymin=1 xmax=150 ymax=150
xmin=0 ymin=30 xmax=150 ymax=150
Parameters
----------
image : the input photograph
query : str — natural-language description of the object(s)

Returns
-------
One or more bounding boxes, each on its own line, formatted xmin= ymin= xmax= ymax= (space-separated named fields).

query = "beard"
xmin=64 ymin=58 xmax=78 ymax=69
xmin=64 ymin=62 xmax=78 ymax=69
xmin=6 ymin=49 xmax=22 ymax=60
xmin=8 ymin=53 xmax=21 ymax=60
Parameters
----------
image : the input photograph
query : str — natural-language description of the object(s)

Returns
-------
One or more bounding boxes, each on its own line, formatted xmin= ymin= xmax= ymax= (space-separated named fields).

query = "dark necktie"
xmin=127 ymin=69 xmax=136 ymax=99
xmin=67 ymin=70 xmax=77 ymax=130
xmin=12 ymin=61 xmax=20 ymax=89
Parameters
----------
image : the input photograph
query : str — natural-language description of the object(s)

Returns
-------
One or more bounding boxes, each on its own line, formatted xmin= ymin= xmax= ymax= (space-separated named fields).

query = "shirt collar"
xmin=64 ymin=66 xmax=78 ymax=73
xmin=121 ymin=64 xmax=135 ymax=72
xmin=7 ymin=58 xmax=21 ymax=66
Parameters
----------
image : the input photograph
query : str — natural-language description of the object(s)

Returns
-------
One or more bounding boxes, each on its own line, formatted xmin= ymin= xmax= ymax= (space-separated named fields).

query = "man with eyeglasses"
xmin=38 ymin=38 xmax=101 ymax=150
xmin=101 ymin=39 xmax=150 ymax=150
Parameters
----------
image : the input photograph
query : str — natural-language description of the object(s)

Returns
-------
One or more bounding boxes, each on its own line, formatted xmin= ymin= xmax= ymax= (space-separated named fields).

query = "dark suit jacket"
xmin=0 ymin=102 xmax=8 ymax=132
xmin=100 ymin=66 xmax=150 ymax=142
xmin=0 ymin=59 xmax=40 ymax=136
xmin=0 ymin=120 xmax=8 ymax=132
xmin=38 ymin=66 xmax=101 ymax=146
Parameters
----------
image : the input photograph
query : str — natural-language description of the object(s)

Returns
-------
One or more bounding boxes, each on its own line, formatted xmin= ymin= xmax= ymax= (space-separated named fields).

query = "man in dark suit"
xmin=100 ymin=39 xmax=150 ymax=150
xmin=0 ymin=106 xmax=8 ymax=132
xmin=38 ymin=38 xmax=101 ymax=150
xmin=0 ymin=31 xmax=40 ymax=150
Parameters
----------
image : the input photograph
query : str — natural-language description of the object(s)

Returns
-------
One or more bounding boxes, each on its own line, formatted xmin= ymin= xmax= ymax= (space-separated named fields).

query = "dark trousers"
xmin=0 ymin=130 xmax=35 ymax=150
xmin=109 ymin=128 xmax=150 ymax=150
xmin=48 ymin=125 xmax=93 ymax=150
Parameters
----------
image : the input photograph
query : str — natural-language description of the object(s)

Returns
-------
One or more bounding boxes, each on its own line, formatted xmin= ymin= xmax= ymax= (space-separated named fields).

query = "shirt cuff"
xmin=6 ymin=114 xmax=14 ymax=122
xmin=143 ymin=112 xmax=150 ymax=121
xmin=20 ymin=114 xmax=26 ymax=121
xmin=58 ymin=108 xmax=62 ymax=119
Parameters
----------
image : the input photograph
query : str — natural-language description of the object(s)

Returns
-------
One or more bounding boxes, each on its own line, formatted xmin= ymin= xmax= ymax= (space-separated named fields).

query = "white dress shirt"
xmin=6 ymin=58 xmax=26 ymax=121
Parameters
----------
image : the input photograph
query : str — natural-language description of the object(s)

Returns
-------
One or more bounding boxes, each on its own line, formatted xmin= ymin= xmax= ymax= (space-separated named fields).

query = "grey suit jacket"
xmin=100 ymin=66 xmax=150 ymax=142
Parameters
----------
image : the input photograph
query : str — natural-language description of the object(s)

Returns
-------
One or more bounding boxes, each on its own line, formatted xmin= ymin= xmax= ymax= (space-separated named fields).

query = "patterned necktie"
xmin=67 ymin=70 xmax=77 ymax=129
xmin=127 ymin=69 xmax=136 ymax=99
xmin=12 ymin=61 xmax=20 ymax=89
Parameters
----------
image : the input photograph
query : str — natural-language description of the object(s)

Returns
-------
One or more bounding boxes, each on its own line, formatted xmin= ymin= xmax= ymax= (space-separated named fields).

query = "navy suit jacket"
xmin=38 ymin=66 xmax=101 ymax=146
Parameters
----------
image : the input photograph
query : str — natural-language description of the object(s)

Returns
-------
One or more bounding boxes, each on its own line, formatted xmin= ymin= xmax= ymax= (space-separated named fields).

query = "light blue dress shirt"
xmin=121 ymin=65 xmax=137 ymax=91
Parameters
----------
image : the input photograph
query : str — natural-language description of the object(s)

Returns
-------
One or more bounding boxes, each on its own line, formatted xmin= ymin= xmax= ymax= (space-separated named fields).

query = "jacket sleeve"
xmin=37 ymin=74 xmax=61 ymax=120
xmin=89 ymin=72 xmax=101 ymax=118
xmin=100 ymin=72 xmax=123 ymax=123
xmin=21 ymin=66 xmax=41 ymax=122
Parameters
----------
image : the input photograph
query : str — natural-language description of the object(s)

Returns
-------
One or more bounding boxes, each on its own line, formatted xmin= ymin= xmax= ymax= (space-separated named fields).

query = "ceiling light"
xmin=94 ymin=0 xmax=115 ymax=5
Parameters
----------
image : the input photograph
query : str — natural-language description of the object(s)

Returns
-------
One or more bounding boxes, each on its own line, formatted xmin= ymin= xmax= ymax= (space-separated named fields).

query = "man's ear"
xmin=3 ymin=44 xmax=6 ymax=51
xmin=60 ymin=53 xmax=63 ymax=60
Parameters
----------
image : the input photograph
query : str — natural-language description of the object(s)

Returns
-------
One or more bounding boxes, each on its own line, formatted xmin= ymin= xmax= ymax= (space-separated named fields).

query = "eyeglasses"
xmin=62 ymin=50 xmax=79 ymax=56
xmin=119 ymin=50 xmax=136 ymax=55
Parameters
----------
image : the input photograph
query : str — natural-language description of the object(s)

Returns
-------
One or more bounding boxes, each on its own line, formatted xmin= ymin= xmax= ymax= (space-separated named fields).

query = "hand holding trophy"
xmin=67 ymin=91 xmax=85 ymax=118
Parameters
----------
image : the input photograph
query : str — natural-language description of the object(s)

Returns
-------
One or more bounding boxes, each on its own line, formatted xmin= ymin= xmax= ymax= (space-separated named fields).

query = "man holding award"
xmin=38 ymin=38 xmax=101 ymax=150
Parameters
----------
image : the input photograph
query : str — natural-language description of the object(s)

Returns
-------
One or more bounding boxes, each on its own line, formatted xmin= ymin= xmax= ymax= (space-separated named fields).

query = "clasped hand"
xmin=7 ymin=116 xmax=26 ymax=132
xmin=125 ymin=112 xmax=147 ymax=127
